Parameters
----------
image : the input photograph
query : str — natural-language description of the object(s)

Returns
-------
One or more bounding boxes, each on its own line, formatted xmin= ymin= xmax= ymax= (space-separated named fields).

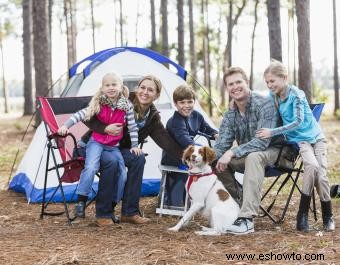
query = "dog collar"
xmin=186 ymin=171 xmax=215 ymax=194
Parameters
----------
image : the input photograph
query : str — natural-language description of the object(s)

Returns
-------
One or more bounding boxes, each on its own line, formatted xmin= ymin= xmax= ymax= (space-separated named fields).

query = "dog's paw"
xmin=168 ymin=226 xmax=179 ymax=232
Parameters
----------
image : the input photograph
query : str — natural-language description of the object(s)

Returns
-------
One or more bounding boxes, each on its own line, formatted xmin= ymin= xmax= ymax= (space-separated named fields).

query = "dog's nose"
xmin=191 ymin=154 xmax=196 ymax=160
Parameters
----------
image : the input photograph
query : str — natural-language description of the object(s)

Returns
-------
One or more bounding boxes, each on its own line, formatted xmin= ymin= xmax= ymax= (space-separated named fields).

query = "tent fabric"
xmin=9 ymin=47 xmax=216 ymax=203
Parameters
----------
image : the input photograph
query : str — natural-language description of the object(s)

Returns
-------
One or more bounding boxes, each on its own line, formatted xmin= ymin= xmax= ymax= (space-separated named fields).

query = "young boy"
xmin=161 ymin=84 xmax=218 ymax=207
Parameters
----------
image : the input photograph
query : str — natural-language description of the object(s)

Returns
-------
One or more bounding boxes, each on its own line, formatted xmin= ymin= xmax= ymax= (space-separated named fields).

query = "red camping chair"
xmin=36 ymin=96 xmax=92 ymax=224
xmin=259 ymin=103 xmax=325 ymax=224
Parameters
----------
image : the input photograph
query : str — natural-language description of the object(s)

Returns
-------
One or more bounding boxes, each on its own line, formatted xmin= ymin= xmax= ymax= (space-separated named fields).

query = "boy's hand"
xmin=58 ymin=125 xmax=69 ymax=136
xmin=130 ymin=147 xmax=143 ymax=156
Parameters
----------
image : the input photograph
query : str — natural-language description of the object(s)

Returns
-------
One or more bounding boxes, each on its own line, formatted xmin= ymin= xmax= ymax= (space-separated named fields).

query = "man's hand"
xmin=216 ymin=150 xmax=234 ymax=172
xmin=130 ymin=147 xmax=143 ymax=156
xmin=58 ymin=125 xmax=69 ymax=136
xmin=104 ymin=123 xmax=123 ymax=136
xmin=255 ymin=128 xmax=272 ymax=139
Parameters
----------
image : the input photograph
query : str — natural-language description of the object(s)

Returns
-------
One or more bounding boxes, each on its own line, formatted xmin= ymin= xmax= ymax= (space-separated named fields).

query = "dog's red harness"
xmin=186 ymin=171 xmax=215 ymax=196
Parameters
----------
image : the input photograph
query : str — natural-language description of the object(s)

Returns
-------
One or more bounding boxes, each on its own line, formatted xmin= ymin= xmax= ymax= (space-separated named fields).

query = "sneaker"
xmin=74 ymin=201 xmax=86 ymax=218
xmin=227 ymin=218 xmax=254 ymax=235
xmin=121 ymin=214 xmax=150 ymax=224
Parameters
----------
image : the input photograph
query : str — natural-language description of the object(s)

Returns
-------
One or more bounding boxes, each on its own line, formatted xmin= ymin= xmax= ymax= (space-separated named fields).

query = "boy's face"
xmin=174 ymin=99 xmax=195 ymax=117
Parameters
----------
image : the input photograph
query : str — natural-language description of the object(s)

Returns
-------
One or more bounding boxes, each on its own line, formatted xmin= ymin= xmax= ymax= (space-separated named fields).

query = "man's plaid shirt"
xmin=214 ymin=92 xmax=279 ymax=159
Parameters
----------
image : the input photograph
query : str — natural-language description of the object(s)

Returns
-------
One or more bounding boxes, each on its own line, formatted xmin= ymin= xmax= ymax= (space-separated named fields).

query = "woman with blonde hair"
xmin=85 ymin=74 xmax=183 ymax=225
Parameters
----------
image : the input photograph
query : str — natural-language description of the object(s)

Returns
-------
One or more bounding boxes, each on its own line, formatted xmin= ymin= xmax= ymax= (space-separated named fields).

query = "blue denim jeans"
xmin=76 ymin=138 xmax=127 ymax=203
xmin=120 ymin=148 xmax=146 ymax=216
xmin=95 ymin=149 xmax=120 ymax=218
xmin=165 ymin=172 xmax=188 ymax=207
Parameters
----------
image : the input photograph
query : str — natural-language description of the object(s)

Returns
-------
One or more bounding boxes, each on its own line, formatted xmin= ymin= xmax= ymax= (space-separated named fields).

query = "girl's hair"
xmin=173 ymin=84 xmax=196 ymax=103
xmin=84 ymin=72 xmax=124 ymax=121
xmin=264 ymin=59 xmax=288 ymax=78
xmin=134 ymin=75 xmax=163 ymax=118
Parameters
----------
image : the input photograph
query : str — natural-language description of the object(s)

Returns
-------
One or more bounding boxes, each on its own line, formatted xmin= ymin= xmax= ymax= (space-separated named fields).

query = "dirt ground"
xmin=0 ymin=114 xmax=339 ymax=265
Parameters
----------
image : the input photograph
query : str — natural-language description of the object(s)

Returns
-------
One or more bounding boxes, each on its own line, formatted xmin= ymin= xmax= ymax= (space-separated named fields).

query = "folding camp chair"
xmin=156 ymin=132 xmax=215 ymax=217
xmin=259 ymin=103 xmax=325 ymax=224
xmin=36 ymin=96 xmax=92 ymax=224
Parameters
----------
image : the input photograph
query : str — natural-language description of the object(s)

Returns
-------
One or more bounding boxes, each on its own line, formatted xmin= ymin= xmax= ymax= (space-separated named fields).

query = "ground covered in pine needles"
xmin=0 ymin=114 xmax=339 ymax=265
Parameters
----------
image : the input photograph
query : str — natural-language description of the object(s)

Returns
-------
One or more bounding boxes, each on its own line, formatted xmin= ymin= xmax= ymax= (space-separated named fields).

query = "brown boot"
xmin=121 ymin=214 xmax=150 ymax=224
xmin=95 ymin=218 xmax=115 ymax=227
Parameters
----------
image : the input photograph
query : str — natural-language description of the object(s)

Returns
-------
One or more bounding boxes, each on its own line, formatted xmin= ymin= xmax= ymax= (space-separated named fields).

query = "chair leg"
xmin=41 ymin=145 xmax=51 ymax=219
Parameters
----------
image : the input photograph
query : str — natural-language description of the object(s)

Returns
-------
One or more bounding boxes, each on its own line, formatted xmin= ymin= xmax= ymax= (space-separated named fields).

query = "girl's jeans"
xmin=76 ymin=138 xmax=127 ymax=203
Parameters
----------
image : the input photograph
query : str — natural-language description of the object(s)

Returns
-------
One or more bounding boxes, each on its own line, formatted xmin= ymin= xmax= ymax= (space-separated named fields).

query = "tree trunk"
xmin=295 ymin=0 xmax=312 ymax=102
xmin=64 ymin=0 xmax=77 ymax=70
xmin=90 ymin=0 xmax=96 ymax=53
xmin=23 ymin=0 xmax=33 ymax=115
xmin=204 ymin=0 xmax=212 ymax=116
xmin=33 ymin=0 xmax=51 ymax=123
xmin=250 ymin=0 xmax=260 ymax=90
xmin=113 ymin=0 xmax=118 ymax=46
xmin=215 ymin=8 xmax=222 ymax=95
xmin=135 ymin=0 xmax=140 ymax=46
xmin=333 ymin=0 xmax=340 ymax=113
xmin=161 ymin=0 xmax=169 ymax=60
xmin=267 ymin=0 xmax=282 ymax=61
xmin=188 ymin=0 xmax=197 ymax=82
xmin=0 ymin=22 xmax=9 ymax=113
xmin=119 ymin=0 xmax=123 ymax=46
xmin=150 ymin=0 xmax=157 ymax=50
xmin=177 ymin=0 xmax=185 ymax=67
xmin=48 ymin=0 xmax=53 ymax=96
xmin=222 ymin=0 xmax=247 ymax=105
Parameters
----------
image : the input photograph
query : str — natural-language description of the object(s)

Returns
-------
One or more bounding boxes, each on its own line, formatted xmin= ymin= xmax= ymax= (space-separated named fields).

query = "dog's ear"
xmin=200 ymin=146 xmax=216 ymax=163
xmin=182 ymin=145 xmax=195 ymax=164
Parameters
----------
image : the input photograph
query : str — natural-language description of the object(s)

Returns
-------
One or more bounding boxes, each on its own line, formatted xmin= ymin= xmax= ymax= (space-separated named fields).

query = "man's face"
xmin=224 ymin=73 xmax=249 ymax=101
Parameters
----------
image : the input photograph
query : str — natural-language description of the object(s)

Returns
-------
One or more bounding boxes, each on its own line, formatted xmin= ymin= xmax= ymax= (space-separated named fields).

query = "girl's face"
xmin=101 ymin=75 xmax=122 ymax=100
xmin=136 ymin=79 xmax=159 ymax=107
xmin=264 ymin=72 xmax=287 ymax=96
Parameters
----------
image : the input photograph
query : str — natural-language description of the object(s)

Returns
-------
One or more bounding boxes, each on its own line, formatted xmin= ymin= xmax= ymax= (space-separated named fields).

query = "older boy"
xmin=161 ymin=84 xmax=218 ymax=207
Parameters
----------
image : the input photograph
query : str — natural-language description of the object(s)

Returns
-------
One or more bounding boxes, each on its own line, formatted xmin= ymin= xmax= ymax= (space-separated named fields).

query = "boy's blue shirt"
xmin=270 ymin=84 xmax=324 ymax=143
xmin=166 ymin=110 xmax=218 ymax=148
xmin=161 ymin=109 xmax=217 ymax=166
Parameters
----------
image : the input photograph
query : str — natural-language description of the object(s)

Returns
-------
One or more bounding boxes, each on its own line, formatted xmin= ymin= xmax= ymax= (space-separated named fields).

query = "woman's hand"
xmin=256 ymin=128 xmax=272 ymax=139
xmin=130 ymin=147 xmax=143 ymax=156
xmin=58 ymin=125 xmax=69 ymax=136
xmin=104 ymin=123 xmax=123 ymax=136
xmin=213 ymin=133 xmax=219 ymax=140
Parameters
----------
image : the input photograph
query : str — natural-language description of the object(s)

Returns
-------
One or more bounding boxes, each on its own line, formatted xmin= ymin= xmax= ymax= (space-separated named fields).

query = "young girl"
xmin=256 ymin=60 xmax=335 ymax=232
xmin=58 ymin=72 xmax=142 ymax=219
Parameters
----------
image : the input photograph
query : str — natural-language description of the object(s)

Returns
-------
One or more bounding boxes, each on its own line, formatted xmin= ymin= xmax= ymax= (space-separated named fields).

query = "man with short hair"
xmin=214 ymin=67 xmax=280 ymax=235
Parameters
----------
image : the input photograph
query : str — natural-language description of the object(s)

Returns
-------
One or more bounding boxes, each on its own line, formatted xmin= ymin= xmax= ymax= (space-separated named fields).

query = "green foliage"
xmin=335 ymin=109 xmax=340 ymax=120
xmin=312 ymin=81 xmax=329 ymax=103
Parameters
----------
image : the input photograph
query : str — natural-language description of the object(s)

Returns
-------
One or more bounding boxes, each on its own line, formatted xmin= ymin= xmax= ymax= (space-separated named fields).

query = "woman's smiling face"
xmin=136 ymin=79 xmax=159 ymax=107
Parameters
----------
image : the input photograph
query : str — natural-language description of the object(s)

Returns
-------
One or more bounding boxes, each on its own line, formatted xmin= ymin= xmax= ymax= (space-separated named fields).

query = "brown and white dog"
xmin=168 ymin=145 xmax=240 ymax=235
